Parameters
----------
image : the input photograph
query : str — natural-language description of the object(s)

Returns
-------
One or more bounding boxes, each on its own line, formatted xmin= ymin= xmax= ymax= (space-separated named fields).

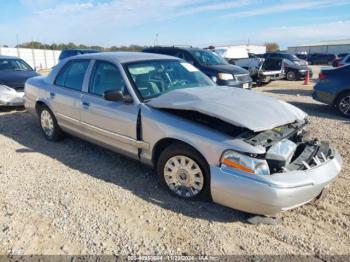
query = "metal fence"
xmin=0 ymin=47 xmax=61 ymax=70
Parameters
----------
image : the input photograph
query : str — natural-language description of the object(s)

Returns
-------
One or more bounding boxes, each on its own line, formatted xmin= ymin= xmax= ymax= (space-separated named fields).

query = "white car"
xmin=0 ymin=55 xmax=38 ymax=106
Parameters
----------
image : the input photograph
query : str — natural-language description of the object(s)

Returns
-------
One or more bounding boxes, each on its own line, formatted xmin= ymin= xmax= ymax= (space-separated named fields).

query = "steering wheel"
xmin=170 ymin=79 xmax=191 ymax=87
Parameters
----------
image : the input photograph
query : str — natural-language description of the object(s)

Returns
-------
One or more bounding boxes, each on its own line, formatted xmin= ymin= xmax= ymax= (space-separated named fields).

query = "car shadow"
xmin=0 ymin=110 xmax=250 ymax=223
xmin=262 ymin=88 xmax=312 ymax=97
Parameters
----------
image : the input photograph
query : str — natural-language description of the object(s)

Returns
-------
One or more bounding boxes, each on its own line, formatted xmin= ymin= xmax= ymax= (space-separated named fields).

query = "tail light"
xmin=319 ymin=72 xmax=327 ymax=80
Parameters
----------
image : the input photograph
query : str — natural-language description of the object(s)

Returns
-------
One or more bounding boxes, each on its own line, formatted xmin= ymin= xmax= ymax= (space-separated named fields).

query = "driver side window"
xmin=89 ymin=61 xmax=126 ymax=96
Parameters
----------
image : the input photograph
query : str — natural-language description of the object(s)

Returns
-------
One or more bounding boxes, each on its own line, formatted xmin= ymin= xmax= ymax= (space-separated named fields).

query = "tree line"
xmin=14 ymin=40 xmax=280 ymax=52
xmin=15 ymin=41 xmax=146 ymax=51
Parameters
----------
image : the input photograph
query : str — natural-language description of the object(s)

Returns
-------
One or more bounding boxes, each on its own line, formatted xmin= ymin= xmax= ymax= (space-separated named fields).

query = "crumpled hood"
xmin=147 ymin=87 xmax=307 ymax=132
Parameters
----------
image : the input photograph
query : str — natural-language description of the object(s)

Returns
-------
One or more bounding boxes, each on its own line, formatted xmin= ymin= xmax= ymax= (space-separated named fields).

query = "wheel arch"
xmin=152 ymin=137 xmax=209 ymax=169
xmin=35 ymin=99 xmax=52 ymax=115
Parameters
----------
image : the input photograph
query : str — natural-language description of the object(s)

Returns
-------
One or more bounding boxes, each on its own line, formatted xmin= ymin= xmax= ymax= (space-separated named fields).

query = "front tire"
xmin=286 ymin=70 xmax=297 ymax=81
xmin=336 ymin=91 xmax=350 ymax=118
xmin=157 ymin=143 xmax=211 ymax=200
xmin=38 ymin=105 xmax=64 ymax=141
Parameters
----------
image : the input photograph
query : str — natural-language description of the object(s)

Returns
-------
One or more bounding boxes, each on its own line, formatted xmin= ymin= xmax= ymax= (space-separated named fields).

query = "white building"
xmin=215 ymin=44 xmax=266 ymax=55
xmin=288 ymin=39 xmax=350 ymax=55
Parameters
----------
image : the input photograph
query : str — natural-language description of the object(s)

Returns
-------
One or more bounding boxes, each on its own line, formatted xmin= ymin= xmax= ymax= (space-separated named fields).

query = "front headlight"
xmin=217 ymin=73 xmax=234 ymax=80
xmin=221 ymin=150 xmax=270 ymax=176
xmin=0 ymin=84 xmax=15 ymax=92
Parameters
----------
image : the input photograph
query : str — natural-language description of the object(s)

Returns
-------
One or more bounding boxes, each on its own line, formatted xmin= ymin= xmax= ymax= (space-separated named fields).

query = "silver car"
xmin=24 ymin=52 xmax=342 ymax=216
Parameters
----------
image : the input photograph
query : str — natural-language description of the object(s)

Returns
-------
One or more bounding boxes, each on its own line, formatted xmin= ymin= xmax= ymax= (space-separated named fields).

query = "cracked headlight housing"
xmin=221 ymin=150 xmax=270 ymax=176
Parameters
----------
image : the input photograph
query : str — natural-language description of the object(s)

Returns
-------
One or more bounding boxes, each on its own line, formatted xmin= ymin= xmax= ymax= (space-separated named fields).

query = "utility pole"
xmin=154 ymin=33 xmax=159 ymax=46
xmin=16 ymin=34 xmax=20 ymax=56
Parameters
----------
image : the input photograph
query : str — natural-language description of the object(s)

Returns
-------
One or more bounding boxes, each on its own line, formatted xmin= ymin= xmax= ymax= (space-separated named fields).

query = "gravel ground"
xmin=0 ymin=73 xmax=349 ymax=256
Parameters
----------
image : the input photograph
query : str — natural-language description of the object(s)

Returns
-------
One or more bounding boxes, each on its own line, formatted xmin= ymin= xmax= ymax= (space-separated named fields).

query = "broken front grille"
xmin=286 ymin=141 xmax=332 ymax=171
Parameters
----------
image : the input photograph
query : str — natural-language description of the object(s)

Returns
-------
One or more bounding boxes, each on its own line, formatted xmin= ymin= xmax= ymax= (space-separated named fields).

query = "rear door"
xmin=50 ymin=59 xmax=90 ymax=134
xmin=80 ymin=60 xmax=139 ymax=156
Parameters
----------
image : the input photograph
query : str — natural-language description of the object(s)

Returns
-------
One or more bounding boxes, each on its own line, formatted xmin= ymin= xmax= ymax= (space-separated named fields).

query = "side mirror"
xmin=103 ymin=90 xmax=133 ymax=103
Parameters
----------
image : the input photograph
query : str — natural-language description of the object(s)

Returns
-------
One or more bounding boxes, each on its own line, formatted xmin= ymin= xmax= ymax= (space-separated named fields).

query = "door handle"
xmin=50 ymin=92 xmax=55 ymax=99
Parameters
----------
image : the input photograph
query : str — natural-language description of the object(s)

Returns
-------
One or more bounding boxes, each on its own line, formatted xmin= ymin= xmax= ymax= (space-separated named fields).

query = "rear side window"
xmin=89 ymin=61 xmax=126 ymax=96
xmin=346 ymin=56 xmax=350 ymax=63
xmin=59 ymin=50 xmax=76 ymax=60
xmin=55 ymin=60 xmax=89 ymax=91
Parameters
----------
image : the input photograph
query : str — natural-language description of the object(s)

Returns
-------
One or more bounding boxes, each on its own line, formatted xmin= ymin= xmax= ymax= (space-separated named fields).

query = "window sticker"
xmin=181 ymin=62 xmax=199 ymax=72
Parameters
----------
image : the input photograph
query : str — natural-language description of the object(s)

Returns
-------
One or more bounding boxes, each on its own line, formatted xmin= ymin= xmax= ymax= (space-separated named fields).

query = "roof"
xmin=290 ymin=39 xmax=350 ymax=48
xmin=62 ymin=48 xmax=100 ymax=52
xmin=71 ymin=51 xmax=180 ymax=63
xmin=0 ymin=55 xmax=20 ymax=59
xmin=144 ymin=46 xmax=203 ymax=52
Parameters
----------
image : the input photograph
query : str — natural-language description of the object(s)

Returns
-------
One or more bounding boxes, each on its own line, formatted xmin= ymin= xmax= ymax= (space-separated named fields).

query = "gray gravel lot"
xmin=0 ymin=74 xmax=349 ymax=256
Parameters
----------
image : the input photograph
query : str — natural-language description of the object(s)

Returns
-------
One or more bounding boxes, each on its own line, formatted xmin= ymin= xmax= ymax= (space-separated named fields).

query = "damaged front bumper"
xmin=210 ymin=145 xmax=342 ymax=216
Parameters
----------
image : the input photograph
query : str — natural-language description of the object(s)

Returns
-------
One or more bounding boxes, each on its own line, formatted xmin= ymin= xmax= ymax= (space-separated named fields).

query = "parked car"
xmin=143 ymin=46 xmax=252 ymax=89
xmin=295 ymin=53 xmax=308 ymax=60
xmin=213 ymin=47 xmax=283 ymax=86
xmin=313 ymin=65 xmax=350 ymax=117
xmin=337 ymin=53 xmax=350 ymax=67
xmin=0 ymin=55 xmax=38 ymax=106
xmin=308 ymin=53 xmax=337 ymax=65
xmin=263 ymin=52 xmax=312 ymax=81
xmin=24 ymin=52 xmax=342 ymax=216
xmin=58 ymin=49 xmax=100 ymax=62
xmin=333 ymin=53 xmax=348 ymax=67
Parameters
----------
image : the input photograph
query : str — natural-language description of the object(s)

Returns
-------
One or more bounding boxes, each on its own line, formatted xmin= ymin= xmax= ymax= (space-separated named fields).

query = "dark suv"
xmin=143 ymin=46 xmax=252 ymax=88
xmin=58 ymin=49 xmax=101 ymax=62
xmin=263 ymin=52 xmax=312 ymax=81
xmin=308 ymin=53 xmax=337 ymax=65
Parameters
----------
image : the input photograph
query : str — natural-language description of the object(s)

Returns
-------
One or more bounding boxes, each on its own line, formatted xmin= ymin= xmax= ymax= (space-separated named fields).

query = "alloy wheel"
xmin=339 ymin=95 xmax=350 ymax=116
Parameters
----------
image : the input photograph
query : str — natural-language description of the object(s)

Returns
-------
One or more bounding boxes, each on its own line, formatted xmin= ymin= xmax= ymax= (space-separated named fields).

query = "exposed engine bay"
xmin=162 ymin=109 xmax=333 ymax=174
xmin=244 ymin=120 xmax=333 ymax=173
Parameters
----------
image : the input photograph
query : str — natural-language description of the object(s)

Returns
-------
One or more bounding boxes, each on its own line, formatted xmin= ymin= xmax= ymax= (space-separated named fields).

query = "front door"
xmin=80 ymin=60 xmax=139 ymax=156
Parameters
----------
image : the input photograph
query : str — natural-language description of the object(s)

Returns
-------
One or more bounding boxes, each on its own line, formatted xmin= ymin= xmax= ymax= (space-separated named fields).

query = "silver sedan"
xmin=24 ymin=52 xmax=342 ymax=216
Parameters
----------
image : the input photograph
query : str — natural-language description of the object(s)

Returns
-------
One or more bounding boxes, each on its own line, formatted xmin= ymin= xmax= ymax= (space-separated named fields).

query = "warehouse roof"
xmin=290 ymin=39 xmax=350 ymax=48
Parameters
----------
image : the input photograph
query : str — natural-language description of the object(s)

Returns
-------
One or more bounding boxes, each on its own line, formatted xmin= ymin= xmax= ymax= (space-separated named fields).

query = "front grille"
xmin=235 ymin=74 xmax=251 ymax=83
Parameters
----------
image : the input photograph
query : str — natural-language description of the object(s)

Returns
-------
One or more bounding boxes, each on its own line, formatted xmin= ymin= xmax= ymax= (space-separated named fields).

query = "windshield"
xmin=126 ymin=60 xmax=215 ymax=100
xmin=283 ymin=53 xmax=299 ymax=61
xmin=0 ymin=59 xmax=32 ymax=71
xmin=190 ymin=50 xmax=227 ymax=65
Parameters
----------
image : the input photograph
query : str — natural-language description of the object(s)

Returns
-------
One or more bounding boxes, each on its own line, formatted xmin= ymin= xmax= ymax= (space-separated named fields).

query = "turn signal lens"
xmin=221 ymin=150 xmax=270 ymax=176
xmin=222 ymin=158 xmax=254 ymax=173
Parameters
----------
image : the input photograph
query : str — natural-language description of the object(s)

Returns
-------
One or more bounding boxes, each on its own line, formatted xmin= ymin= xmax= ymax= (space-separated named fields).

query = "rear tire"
xmin=157 ymin=143 xmax=211 ymax=200
xmin=38 ymin=105 xmax=64 ymax=141
xmin=336 ymin=91 xmax=350 ymax=118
